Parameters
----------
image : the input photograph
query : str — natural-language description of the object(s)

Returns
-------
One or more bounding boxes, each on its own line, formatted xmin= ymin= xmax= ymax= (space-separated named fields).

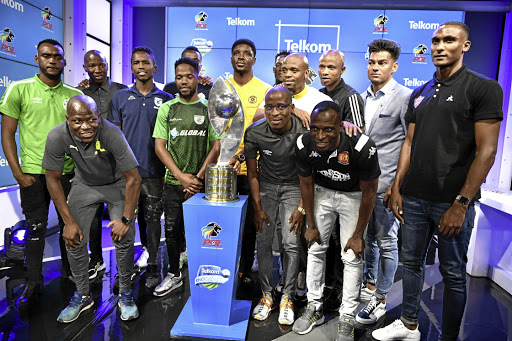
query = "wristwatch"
xmin=121 ymin=216 xmax=134 ymax=225
xmin=455 ymin=195 xmax=470 ymax=205
xmin=297 ymin=207 xmax=306 ymax=215
xmin=236 ymin=154 xmax=246 ymax=163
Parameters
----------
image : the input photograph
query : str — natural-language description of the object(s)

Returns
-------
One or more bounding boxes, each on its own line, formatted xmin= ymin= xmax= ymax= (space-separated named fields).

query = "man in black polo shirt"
xmin=245 ymin=86 xmax=306 ymax=325
xmin=372 ymin=21 xmax=503 ymax=341
xmin=78 ymin=49 xmax=127 ymax=280
xmin=292 ymin=101 xmax=380 ymax=340
xmin=319 ymin=49 xmax=365 ymax=129
xmin=43 ymin=95 xmax=141 ymax=323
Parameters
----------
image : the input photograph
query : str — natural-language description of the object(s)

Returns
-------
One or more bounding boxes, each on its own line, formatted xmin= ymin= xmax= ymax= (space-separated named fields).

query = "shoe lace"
xmin=119 ymin=292 xmax=135 ymax=307
xmin=257 ymin=292 xmax=273 ymax=313
xmin=363 ymin=297 xmax=379 ymax=314
xmin=280 ymin=295 xmax=293 ymax=318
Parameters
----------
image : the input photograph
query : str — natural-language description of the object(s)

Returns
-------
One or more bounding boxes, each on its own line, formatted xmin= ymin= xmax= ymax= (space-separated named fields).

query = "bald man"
xmin=78 ymin=50 xmax=128 ymax=280
xmin=318 ymin=49 xmax=365 ymax=129
xmin=44 ymin=95 xmax=141 ymax=323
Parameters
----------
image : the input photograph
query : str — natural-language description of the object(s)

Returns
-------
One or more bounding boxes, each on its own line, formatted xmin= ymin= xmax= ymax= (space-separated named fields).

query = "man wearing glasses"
xmin=245 ymin=86 xmax=306 ymax=325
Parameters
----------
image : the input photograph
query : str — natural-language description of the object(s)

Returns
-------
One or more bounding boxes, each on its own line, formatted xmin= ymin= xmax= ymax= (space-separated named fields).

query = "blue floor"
xmin=0 ymin=226 xmax=510 ymax=341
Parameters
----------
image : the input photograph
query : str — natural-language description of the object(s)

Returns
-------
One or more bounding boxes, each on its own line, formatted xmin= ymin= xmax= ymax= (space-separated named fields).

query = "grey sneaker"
xmin=88 ymin=261 xmax=105 ymax=280
xmin=292 ymin=303 xmax=325 ymax=335
xmin=153 ymin=272 xmax=183 ymax=297
xmin=336 ymin=315 xmax=355 ymax=341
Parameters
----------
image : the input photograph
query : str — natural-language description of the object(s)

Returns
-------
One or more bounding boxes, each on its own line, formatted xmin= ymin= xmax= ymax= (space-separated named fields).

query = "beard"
xmin=41 ymin=67 xmax=63 ymax=81
xmin=179 ymin=87 xmax=197 ymax=99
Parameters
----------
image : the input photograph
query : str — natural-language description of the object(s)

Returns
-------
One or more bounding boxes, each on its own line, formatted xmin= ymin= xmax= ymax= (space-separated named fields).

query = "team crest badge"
xmin=248 ymin=95 xmax=257 ymax=104
xmin=62 ymin=99 xmax=69 ymax=109
xmin=194 ymin=115 xmax=205 ymax=124
xmin=414 ymin=96 xmax=424 ymax=108
xmin=338 ymin=152 xmax=349 ymax=165
xmin=154 ymin=97 xmax=163 ymax=107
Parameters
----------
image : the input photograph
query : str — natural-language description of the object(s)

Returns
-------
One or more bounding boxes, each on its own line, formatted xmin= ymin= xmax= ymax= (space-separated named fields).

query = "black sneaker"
xmin=145 ymin=265 xmax=159 ymax=289
xmin=17 ymin=281 xmax=41 ymax=310
xmin=88 ymin=261 xmax=106 ymax=280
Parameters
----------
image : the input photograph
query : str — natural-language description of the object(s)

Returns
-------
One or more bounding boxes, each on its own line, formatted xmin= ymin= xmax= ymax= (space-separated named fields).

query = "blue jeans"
xmin=400 ymin=195 xmax=475 ymax=341
xmin=364 ymin=193 xmax=399 ymax=300
xmin=256 ymin=181 xmax=301 ymax=295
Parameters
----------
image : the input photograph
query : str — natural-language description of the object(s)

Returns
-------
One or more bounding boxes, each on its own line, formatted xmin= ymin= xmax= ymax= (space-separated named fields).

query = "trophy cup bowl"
xmin=204 ymin=77 xmax=245 ymax=202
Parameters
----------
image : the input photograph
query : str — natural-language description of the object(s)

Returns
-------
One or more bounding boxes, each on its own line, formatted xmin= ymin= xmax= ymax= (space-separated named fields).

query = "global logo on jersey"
xmin=373 ymin=14 xmax=389 ymax=34
xmin=0 ymin=27 xmax=15 ymax=55
xmin=412 ymin=44 xmax=428 ymax=64
xmin=195 ymin=11 xmax=208 ymax=30
xmin=195 ymin=265 xmax=230 ymax=290
xmin=41 ymin=6 xmax=54 ymax=32
xmin=337 ymin=151 xmax=349 ymax=165
xmin=201 ymin=222 xmax=222 ymax=249
xmin=191 ymin=38 xmax=213 ymax=56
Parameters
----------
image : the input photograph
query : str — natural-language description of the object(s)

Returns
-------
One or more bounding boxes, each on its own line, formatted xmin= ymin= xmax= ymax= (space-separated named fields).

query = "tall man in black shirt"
xmin=372 ymin=21 xmax=503 ymax=341
xmin=292 ymin=101 xmax=380 ymax=341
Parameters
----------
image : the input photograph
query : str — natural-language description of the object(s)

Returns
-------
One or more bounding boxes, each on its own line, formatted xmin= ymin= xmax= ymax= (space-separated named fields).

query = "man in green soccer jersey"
xmin=0 ymin=39 xmax=82 ymax=309
xmin=152 ymin=57 xmax=221 ymax=296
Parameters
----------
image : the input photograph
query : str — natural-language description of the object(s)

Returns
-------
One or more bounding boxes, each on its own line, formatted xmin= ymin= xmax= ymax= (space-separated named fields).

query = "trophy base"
xmin=204 ymin=164 xmax=238 ymax=202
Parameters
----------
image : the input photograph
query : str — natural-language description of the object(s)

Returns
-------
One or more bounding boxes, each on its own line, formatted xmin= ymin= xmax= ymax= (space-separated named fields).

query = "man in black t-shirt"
xmin=292 ymin=101 xmax=380 ymax=339
xmin=373 ymin=22 xmax=503 ymax=341
xmin=43 ymin=95 xmax=141 ymax=323
xmin=245 ymin=86 xmax=306 ymax=325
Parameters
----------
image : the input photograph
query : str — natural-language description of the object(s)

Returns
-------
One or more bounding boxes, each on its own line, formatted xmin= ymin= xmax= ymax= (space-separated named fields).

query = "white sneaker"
xmin=252 ymin=291 xmax=274 ymax=321
xmin=356 ymin=295 xmax=386 ymax=324
xmin=295 ymin=271 xmax=307 ymax=298
xmin=135 ymin=247 xmax=149 ymax=268
xmin=360 ymin=283 xmax=376 ymax=302
xmin=153 ymin=272 xmax=183 ymax=297
xmin=278 ymin=294 xmax=294 ymax=325
xmin=372 ymin=319 xmax=421 ymax=341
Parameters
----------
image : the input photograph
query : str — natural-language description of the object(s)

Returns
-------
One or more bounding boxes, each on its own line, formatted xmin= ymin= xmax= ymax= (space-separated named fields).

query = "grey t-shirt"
xmin=244 ymin=115 xmax=306 ymax=185
xmin=43 ymin=119 xmax=138 ymax=186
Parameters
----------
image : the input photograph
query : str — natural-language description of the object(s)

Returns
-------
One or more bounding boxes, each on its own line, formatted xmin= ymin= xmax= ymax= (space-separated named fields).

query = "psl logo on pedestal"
xmin=412 ymin=44 xmax=428 ymax=64
xmin=41 ymin=6 xmax=53 ymax=32
xmin=195 ymin=265 xmax=230 ymax=290
xmin=1 ymin=0 xmax=24 ymax=12
xmin=201 ymin=222 xmax=223 ymax=249
xmin=0 ymin=27 xmax=15 ymax=55
xmin=195 ymin=11 xmax=208 ymax=30
xmin=191 ymin=38 xmax=213 ymax=56
xmin=373 ymin=14 xmax=389 ymax=34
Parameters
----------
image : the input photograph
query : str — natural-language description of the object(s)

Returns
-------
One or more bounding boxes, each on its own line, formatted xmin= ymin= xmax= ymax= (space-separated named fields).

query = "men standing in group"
xmin=373 ymin=22 xmax=503 ymax=341
xmin=227 ymin=39 xmax=271 ymax=286
xmin=292 ymin=101 xmax=380 ymax=341
xmin=79 ymin=49 xmax=127 ymax=280
xmin=110 ymin=46 xmax=173 ymax=289
xmin=153 ymin=57 xmax=221 ymax=296
xmin=43 ymin=95 xmax=141 ymax=323
xmin=355 ymin=39 xmax=412 ymax=325
xmin=318 ymin=49 xmax=365 ymax=129
xmin=0 ymin=39 xmax=83 ymax=309
xmin=163 ymin=46 xmax=212 ymax=99
xmin=245 ymin=86 xmax=306 ymax=325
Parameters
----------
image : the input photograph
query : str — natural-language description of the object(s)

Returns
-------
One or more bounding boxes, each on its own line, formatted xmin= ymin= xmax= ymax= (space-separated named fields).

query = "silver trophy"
xmin=204 ymin=77 xmax=245 ymax=202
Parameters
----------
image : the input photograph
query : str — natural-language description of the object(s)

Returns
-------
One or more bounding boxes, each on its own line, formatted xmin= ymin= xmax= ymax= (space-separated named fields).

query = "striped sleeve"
xmin=344 ymin=93 xmax=365 ymax=128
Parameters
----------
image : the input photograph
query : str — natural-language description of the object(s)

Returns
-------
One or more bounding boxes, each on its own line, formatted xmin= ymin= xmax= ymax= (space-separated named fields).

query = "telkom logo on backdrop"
xmin=275 ymin=20 xmax=339 ymax=54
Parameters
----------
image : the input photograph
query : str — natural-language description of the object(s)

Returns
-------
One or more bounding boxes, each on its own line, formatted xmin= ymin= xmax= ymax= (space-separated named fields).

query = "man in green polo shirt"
xmin=0 ymin=38 xmax=82 ymax=310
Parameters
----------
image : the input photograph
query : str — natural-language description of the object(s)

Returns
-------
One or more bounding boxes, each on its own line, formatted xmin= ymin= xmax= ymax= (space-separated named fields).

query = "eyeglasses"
xmin=264 ymin=103 xmax=292 ymax=112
